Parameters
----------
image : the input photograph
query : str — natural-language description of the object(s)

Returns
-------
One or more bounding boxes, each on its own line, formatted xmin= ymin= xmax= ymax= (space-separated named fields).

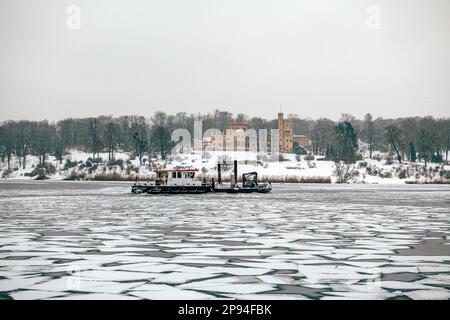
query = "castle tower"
xmin=277 ymin=112 xmax=293 ymax=153
xmin=278 ymin=113 xmax=284 ymax=152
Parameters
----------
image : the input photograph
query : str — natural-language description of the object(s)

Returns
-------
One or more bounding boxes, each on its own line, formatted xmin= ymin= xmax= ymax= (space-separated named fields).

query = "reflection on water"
xmin=0 ymin=181 xmax=449 ymax=300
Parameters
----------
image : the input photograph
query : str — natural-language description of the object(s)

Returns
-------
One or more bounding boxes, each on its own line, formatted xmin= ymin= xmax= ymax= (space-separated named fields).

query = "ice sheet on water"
xmin=297 ymin=265 xmax=377 ymax=284
xmin=405 ymin=290 xmax=450 ymax=300
xmin=9 ymin=290 xmax=69 ymax=300
xmin=130 ymin=289 xmax=214 ymax=300
xmin=387 ymin=256 xmax=450 ymax=262
xmin=50 ymin=293 xmax=138 ymax=300
xmin=98 ymin=247 xmax=158 ymax=252
xmin=231 ymin=261 xmax=299 ymax=270
xmin=69 ymin=282 xmax=145 ymax=294
xmin=104 ymin=262 xmax=178 ymax=273
xmin=185 ymin=283 xmax=275 ymax=294
xmin=0 ymin=259 xmax=55 ymax=267
xmin=177 ymin=276 xmax=238 ymax=289
xmin=0 ymin=277 xmax=49 ymax=292
xmin=257 ymin=275 xmax=288 ymax=285
xmin=205 ymin=267 xmax=270 ymax=276
xmin=25 ymin=278 xmax=108 ymax=292
xmin=167 ymin=257 xmax=227 ymax=265
xmin=378 ymin=281 xmax=436 ymax=290
xmin=223 ymin=293 xmax=308 ymax=300
xmin=416 ymin=266 xmax=450 ymax=273
xmin=321 ymin=291 xmax=396 ymax=300
xmin=417 ymin=274 xmax=450 ymax=286
xmin=152 ymin=272 xmax=220 ymax=284
xmin=76 ymin=270 xmax=158 ymax=281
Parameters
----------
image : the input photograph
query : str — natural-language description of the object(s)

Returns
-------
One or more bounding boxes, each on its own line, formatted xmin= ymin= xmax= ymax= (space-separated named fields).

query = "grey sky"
xmin=0 ymin=0 xmax=449 ymax=121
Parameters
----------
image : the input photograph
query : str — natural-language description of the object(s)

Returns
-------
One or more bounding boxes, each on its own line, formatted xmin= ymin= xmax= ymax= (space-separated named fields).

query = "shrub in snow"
xmin=31 ymin=168 xmax=47 ymax=180
xmin=1 ymin=169 xmax=12 ymax=178
xmin=431 ymin=154 xmax=443 ymax=163
xmin=358 ymin=161 xmax=368 ymax=168
xmin=87 ymin=164 xmax=98 ymax=174
xmin=366 ymin=165 xmax=379 ymax=176
xmin=373 ymin=154 xmax=382 ymax=161
xmin=65 ymin=170 xmax=85 ymax=181
xmin=307 ymin=161 xmax=316 ymax=168
xmin=398 ymin=169 xmax=408 ymax=179
xmin=85 ymin=159 xmax=93 ymax=168
xmin=333 ymin=161 xmax=359 ymax=183
xmin=378 ymin=170 xmax=393 ymax=179
xmin=440 ymin=170 xmax=450 ymax=179
xmin=385 ymin=157 xmax=394 ymax=165
xmin=64 ymin=159 xmax=78 ymax=170
xmin=86 ymin=157 xmax=103 ymax=165
xmin=107 ymin=159 xmax=124 ymax=170
xmin=126 ymin=164 xmax=139 ymax=175
xmin=29 ymin=163 xmax=56 ymax=180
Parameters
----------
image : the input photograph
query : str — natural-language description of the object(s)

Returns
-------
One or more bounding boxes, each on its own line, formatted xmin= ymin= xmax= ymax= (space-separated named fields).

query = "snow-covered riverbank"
xmin=1 ymin=149 xmax=449 ymax=184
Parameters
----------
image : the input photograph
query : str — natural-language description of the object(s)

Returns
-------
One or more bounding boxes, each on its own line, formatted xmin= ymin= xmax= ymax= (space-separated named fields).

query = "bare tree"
xmin=385 ymin=124 xmax=402 ymax=163
xmin=333 ymin=161 xmax=358 ymax=183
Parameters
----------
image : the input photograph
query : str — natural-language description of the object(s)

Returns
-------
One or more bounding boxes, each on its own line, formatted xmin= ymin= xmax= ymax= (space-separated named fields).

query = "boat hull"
xmin=132 ymin=184 xmax=213 ymax=194
xmin=132 ymin=183 xmax=272 ymax=194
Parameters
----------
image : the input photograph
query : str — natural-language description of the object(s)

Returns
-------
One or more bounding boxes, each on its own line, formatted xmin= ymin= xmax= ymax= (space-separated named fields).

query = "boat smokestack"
xmin=234 ymin=160 xmax=238 ymax=186
xmin=217 ymin=163 xmax=222 ymax=184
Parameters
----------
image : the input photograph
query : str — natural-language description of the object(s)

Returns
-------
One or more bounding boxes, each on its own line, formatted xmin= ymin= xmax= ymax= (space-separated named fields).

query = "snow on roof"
xmin=160 ymin=168 xmax=199 ymax=172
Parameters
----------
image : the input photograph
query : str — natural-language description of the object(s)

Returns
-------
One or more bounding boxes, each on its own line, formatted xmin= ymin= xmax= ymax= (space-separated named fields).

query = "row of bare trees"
xmin=1 ymin=111 xmax=449 ymax=171
xmin=308 ymin=114 xmax=450 ymax=165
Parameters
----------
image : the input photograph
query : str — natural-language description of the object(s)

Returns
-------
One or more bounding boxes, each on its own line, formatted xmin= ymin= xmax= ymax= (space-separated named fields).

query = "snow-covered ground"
xmin=0 ymin=149 xmax=449 ymax=184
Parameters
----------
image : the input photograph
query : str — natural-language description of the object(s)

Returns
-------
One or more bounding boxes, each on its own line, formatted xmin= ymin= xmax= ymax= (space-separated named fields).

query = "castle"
xmin=277 ymin=112 xmax=294 ymax=153
xmin=205 ymin=112 xmax=303 ymax=154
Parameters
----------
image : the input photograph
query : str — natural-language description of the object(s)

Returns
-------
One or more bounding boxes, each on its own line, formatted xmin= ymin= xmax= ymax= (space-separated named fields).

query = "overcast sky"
xmin=0 ymin=0 xmax=449 ymax=121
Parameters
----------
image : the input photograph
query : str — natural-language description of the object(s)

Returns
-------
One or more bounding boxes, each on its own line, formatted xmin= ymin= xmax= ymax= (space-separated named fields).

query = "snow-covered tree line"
xmin=0 ymin=111 xmax=449 ymax=171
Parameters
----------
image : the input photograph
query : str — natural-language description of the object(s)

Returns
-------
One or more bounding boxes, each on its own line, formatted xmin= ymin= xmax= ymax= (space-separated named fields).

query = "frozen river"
xmin=0 ymin=181 xmax=449 ymax=300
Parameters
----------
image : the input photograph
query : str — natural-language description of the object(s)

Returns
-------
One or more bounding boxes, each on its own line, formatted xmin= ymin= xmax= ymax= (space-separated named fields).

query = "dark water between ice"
xmin=0 ymin=181 xmax=449 ymax=300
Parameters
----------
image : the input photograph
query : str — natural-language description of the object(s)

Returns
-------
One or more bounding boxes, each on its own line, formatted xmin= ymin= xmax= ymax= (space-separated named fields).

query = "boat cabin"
xmin=155 ymin=168 xmax=202 ymax=186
